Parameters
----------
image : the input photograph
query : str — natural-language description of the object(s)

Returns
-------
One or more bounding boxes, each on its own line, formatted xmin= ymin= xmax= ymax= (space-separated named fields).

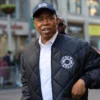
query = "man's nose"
xmin=43 ymin=18 xmax=49 ymax=25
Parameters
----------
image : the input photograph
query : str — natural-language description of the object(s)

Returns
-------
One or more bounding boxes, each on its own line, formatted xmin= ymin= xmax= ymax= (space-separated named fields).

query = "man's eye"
xmin=48 ymin=17 xmax=54 ymax=20
xmin=37 ymin=18 xmax=43 ymax=22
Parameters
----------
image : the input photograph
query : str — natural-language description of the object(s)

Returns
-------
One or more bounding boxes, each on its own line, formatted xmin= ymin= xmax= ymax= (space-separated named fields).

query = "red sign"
xmin=0 ymin=24 xmax=23 ymax=30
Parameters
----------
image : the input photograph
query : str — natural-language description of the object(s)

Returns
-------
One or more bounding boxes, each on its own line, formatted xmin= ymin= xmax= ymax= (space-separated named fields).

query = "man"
xmin=3 ymin=51 xmax=13 ymax=66
xmin=21 ymin=2 xmax=100 ymax=100
xmin=57 ymin=16 xmax=67 ymax=35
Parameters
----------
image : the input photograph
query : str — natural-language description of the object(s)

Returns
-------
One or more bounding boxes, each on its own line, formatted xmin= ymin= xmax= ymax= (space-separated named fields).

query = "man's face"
xmin=34 ymin=9 xmax=57 ymax=43
xmin=57 ymin=19 xmax=66 ymax=33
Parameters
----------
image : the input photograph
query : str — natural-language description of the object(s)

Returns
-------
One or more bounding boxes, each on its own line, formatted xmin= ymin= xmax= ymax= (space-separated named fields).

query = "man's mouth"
xmin=42 ymin=28 xmax=51 ymax=33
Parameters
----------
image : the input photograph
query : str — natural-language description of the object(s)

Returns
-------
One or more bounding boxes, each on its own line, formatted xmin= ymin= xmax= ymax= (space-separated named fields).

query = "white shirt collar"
xmin=39 ymin=32 xmax=58 ymax=46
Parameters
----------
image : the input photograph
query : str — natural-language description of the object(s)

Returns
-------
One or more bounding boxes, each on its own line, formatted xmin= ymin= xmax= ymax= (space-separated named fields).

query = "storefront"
xmin=0 ymin=20 xmax=29 ymax=56
xmin=89 ymin=24 xmax=100 ymax=50
xmin=67 ymin=0 xmax=81 ymax=14
xmin=88 ymin=0 xmax=100 ymax=16
xmin=68 ymin=22 xmax=84 ymax=39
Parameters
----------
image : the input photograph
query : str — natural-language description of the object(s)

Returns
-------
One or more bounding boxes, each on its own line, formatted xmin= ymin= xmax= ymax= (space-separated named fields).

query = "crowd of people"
xmin=0 ymin=50 xmax=21 ymax=87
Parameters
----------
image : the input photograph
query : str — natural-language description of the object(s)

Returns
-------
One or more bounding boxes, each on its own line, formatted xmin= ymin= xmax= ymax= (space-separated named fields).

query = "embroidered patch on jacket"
xmin=61 ymin=56 xmax=74 ymax=69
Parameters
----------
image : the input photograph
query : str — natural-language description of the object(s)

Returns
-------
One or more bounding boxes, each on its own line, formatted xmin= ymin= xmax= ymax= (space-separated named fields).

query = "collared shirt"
xmin=39 ymin=32 xmax=58 ymax=100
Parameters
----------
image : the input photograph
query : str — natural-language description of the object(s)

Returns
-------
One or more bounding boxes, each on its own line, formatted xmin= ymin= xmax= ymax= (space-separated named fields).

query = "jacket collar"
xmin=38 ymin=32 xmax=58 ymax=46
xmin=33 ymin=34 xmax=65 ymax=52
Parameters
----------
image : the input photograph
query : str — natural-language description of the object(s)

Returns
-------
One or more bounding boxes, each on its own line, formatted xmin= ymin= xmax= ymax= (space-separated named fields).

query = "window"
xmin=42 ymin=0 xmax=51 ymax=3
xmin=0 ymin=0 xmax=15 ymax=18
xmin=18 ymin=0 xmax=30 ymax=21
xmin=42 ymin=0 xmax=58 ymax=10
xmin=0 ymin=0 xmax=30 ymax=20
xmin=68 ymin=23 xmax=84 ymax=39
xmin=51 ymin=0 xmax=58 ymax=10
xmin=88 ymin=0 xmax=100 ymax=16
xmin=0 ymin=0 xmax=6 ymax=17
xmin=68 ymin=0 xmax=81 ymax=14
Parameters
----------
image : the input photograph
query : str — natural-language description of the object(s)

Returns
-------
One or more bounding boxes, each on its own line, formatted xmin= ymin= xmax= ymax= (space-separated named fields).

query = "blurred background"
xmin=0 ymin=0 xmax=100 ymax=100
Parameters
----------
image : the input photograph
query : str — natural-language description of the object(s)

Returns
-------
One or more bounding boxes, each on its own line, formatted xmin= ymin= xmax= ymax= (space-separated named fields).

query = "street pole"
xmin=27 ymin=0 xmax=32 ymax=42
xmin=6 ymin=0 xmax=13 ymax=51
xmin=7 ymin=14 xmax=12 ymax=51
xmin=82 ymin=0 xmax=90 ymax=43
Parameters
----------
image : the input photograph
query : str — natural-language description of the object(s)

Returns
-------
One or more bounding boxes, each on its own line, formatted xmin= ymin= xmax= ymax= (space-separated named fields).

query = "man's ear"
xmin=33 ymin=19 xmax=36 ymax=28
xmin=33 ymin=21 xmax=35 ymax=27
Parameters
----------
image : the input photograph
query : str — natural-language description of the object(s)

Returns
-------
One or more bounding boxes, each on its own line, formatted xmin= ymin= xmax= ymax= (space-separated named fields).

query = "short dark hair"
xmin=58 ymin=22 xmax=64 ymax=27
xmin=7 ymin=51 xmax=12 ymax=54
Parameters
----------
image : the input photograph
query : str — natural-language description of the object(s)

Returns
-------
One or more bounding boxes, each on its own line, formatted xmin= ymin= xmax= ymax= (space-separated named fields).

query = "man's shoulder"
xmin=66 ymin=35 xmax=87 ymax=43
xmin=61 ymin=35 xmax=89 ymax=49
xmin=23 ymin=39 xmax=39 ymax=53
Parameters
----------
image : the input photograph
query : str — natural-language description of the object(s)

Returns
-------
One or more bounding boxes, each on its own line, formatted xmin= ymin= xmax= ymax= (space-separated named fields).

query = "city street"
xmin=0 ymin=88 xmax=100 ymax=100
xmin=88 ymin=89 xmax=100 ymax=100
xmin=0 ymin=88 xmax=21 ymax=100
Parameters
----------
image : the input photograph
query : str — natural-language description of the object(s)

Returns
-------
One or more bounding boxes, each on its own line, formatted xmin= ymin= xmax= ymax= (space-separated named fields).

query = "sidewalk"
xmin=0 ymin=88 xmax=21 ymax=100
xmin=0 ymin=88 xmax=100 ymax=100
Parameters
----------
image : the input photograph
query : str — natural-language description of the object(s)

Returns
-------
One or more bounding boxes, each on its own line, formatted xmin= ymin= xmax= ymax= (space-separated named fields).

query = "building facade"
xmin=0 ymin=0 xmax=30 ymax=56
xmin=30 ymin=0 xmax=100 ymax=51
xmin=0 ymin=0 xmax=100 ymax=89
xmin=0 ymin=0 xmax=100 ymax=56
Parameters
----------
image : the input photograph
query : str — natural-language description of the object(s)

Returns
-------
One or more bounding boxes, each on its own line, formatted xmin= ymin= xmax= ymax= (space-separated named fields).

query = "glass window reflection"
xmin=0 ymin=0 xmax=29 ymax=20
xmin=88 ymin=0 xmax=100 ymax=16
xmin=68 ymin=0 xmax=81 ymax=14
xmin=0 ymin=0 xmax=6 ymax=17
xmin=0 ymin=0 xmax=15 ymax=18
xmin=42 ymin=0 xmax=58 ymax=10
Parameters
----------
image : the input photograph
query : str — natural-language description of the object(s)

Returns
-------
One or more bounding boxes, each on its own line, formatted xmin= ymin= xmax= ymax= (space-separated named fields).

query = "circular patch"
xmin=61 ymin=56 xmax=74 ymax=69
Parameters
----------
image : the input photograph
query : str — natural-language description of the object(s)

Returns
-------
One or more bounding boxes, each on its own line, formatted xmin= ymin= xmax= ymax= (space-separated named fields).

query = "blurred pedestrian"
xmin=13 ymin=51 xmax=21 ymax=69
xmin=57 ymin=16 xmax=67 ymax=35
xmin=13 ymin=51 xmax=22 ymax=87
xmin=20 ymin=2 xmax=100 ymax=100
xmin=3 ymin=51 xmax=14 ymax=85
xmin=0 ymin=57 xmax=8 ymax=86
xmin=3 ymin=51 xmax=13 ymax=66
xmin=0 ymin=57 xmax=8 ymax=77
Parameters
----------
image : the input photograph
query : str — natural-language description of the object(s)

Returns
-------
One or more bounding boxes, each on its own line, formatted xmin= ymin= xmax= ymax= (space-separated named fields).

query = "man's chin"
xmin=42 ymin=34 xmax=52 ymax=40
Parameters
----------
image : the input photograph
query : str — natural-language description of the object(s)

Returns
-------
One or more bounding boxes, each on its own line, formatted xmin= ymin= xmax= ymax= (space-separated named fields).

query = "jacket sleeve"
xmin=20 ymin=53 xmax=31 ymax=100
xmin=80 ymin=43 xmax=100 ymax=89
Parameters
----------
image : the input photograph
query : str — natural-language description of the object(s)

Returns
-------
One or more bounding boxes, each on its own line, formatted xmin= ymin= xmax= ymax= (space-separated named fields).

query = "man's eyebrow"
xmin=34 ymin=16 xmax=43 ymax=19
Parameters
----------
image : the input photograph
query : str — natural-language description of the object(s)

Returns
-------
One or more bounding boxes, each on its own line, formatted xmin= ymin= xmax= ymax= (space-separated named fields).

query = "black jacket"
xmin=21 ymin=34 xmax=100 ymax=100
xmin=3 ymin=55 xmax=12 ymax=66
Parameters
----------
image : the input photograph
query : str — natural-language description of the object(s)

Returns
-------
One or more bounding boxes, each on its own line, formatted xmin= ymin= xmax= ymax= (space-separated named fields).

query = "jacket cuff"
xmin=81 ymin=75 xmax=91 ymax=88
